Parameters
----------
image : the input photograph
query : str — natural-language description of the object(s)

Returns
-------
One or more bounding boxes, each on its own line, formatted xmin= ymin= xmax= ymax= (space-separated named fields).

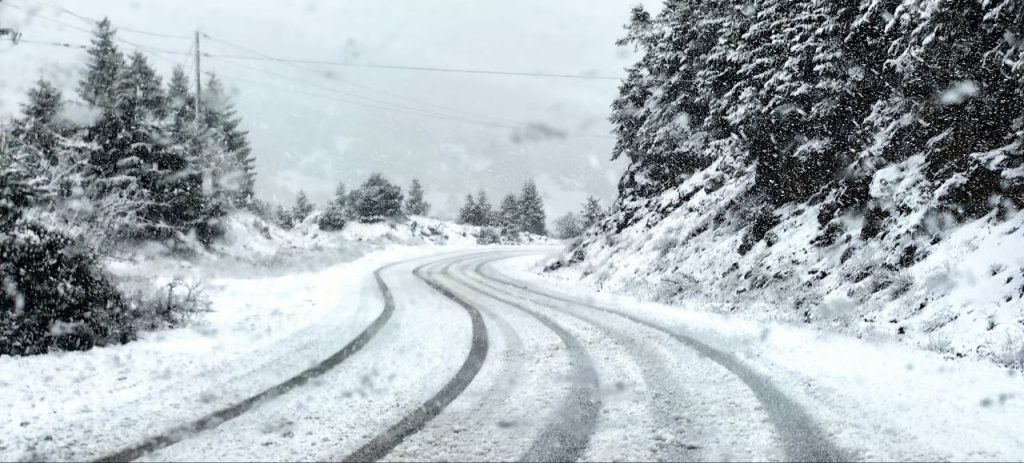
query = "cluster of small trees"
xmin=1 ymin=19 xmax=256 ymax=355
xmin=274 ymin=175 xmax=431 ymax=231
xmin=458 ymin=179 xmax=547 ymax=236
xmin=552 ymin=196 xmax=605 ymax=239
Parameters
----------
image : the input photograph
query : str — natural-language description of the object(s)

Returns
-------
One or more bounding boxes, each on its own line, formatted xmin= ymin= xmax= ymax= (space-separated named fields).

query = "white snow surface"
xmin=2 ymin=237 xmax=1023 ymax=461
xmin=0 ymin=243 xmax=467 ymax=461
xmin=498 ymin=254 xmax=1024 ymax=461
xmin=0 ymin=211 xmax=556 ymax=461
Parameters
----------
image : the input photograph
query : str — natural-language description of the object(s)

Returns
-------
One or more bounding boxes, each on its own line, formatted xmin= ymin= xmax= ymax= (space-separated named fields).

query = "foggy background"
xmin=0 ymin=0 xmax=657 ymax=218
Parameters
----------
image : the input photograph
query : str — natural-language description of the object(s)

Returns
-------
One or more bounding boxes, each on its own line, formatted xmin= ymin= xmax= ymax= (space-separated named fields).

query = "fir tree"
xmin=499 ymin=193 xmax=520 ymax=229
xmin=78 ymin=18 xmax=124 ymax=110
xmin=404 ymin=178 xmax=430 ymax=216
xmin=518 ymin=180 xmax=546 ymax=235
xmin=12 ymin=79 xmax=65 ymax=165
xmin=318 ymin=182 xmax=348 ymax=231
xmin=332 ymin=181 xmax=348 ymax=209
xmin=458 ymin=194 xmax=477 ymax=224
xmin=165 ymin=66 xmax=194 ymax=146
xmin=202 ymin=74 xmax=256 ymax=206
xmin=293 ymin=190 xmax=313 ymax=223
xmin=581 ymin=196 xmax=603 ymax=228
xmin=474 ymin=189 xmax=492 ymax=226
xmin=275 ymin=204 xmax=294 ymax=230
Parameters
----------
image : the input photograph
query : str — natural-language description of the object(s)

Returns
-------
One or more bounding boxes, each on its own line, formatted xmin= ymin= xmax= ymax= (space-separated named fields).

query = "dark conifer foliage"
xmin=404 ymin=178 xmax=430 ymax=216
xmin=292 ymin=190 xmax=314 ymax=223
xmin=607 ymin=0 xmax=1024 ymax=246
xmin=0 ymin=17 xmax=260 ymax=355
xmin=517 ymin=180 xmax=547 ymax=236
xmin=351 ymin=173 xmax=404 ymax=222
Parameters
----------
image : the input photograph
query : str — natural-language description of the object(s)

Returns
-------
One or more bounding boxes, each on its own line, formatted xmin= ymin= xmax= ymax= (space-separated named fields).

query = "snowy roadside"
xmin=0 ymin=242 xmax=473 ymax=461
xmin=498 ymin=254 xmax=1024 ymax=461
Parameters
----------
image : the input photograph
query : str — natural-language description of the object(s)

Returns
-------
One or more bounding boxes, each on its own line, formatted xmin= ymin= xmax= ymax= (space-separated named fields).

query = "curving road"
xmin=108 ymin=248 xmax=848 ymax=462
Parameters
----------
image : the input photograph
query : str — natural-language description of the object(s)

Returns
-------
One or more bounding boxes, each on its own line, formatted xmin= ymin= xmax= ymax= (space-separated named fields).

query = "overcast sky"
xmin=1 ymin=0 xmax=655 ymax=218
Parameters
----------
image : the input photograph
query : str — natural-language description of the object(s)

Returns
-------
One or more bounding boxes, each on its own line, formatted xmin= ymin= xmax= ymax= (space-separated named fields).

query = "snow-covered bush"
xmin=317 ymin=205 xmax=348 ymax=231
xmin=351 ymin=173 xmax=403 ymax=223
xmin=0 ymin=222 xmax=135 ymax=356
xmin=476 ymin=227 xmax=501 ymax=245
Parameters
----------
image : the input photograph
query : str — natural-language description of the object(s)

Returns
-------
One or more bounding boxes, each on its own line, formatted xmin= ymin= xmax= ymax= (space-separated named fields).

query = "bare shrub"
xmin=126 ymin=279 xmax=212 ymax=331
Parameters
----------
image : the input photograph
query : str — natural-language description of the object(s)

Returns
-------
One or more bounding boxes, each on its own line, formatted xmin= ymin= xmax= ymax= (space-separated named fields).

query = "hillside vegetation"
xmin=559 ymin=0 xmax=1024 ymax=367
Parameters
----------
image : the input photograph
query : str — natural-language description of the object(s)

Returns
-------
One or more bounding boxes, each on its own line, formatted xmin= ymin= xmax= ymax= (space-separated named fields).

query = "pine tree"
xmin=332 ymin=181 xmax=348 ymax=209
xmin=318 ymin=181 xmax=348 ymax=231
xmin=275 ymin=204 xmax=294 ymax=230
xmin=165 ymin=66 xmax=194 ymax=146
xmin=78 ymin=18 xmax=124 ymax=110
xmin=499 ymin=193 xmax=520 ymax=229
xmin=202 ymin=74 xmax=256 ymax=206
xmin=12 ymin=79 xmax=65 ymax=165
xmin=518 ymin=180 xmax=546 ymax=235
xmin=115 ymin=51 xmax=205 ymax=238
xmin=458 ymin=194 xmax=477 ymax=224
xmin=473 ymin=189 xmax=492 ymax=226
xmin=293 ymin=190 xmax=313 ymax=223
xmin=581 ymin=196 xmax=603 ymax=228
xmin=404 ymin=178 xmax=430 ymax=216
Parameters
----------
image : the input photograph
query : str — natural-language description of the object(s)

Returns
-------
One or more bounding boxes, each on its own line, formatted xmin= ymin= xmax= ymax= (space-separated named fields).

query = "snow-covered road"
xmin=3 ymin=247 xmax=1023 ymax=461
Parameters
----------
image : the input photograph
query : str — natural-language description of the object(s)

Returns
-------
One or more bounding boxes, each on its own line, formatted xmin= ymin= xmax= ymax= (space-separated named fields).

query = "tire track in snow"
xmin=476 ymin=253 xmax=850 ymax=462
xmin=96 ymin=260 xmax=406 ymax=462
xmin=340 ymin=258 xmax=490 ymax=462
xmin=440 ymin=257 xmax=601 ymax=462
xmin=452 ymin=257 xmax=704 ymax=461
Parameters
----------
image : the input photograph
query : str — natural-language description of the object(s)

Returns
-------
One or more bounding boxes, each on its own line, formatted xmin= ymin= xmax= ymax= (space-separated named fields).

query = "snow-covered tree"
xmin=275 ymin=204 xmax=294 ymax=230
xmin=498 ymin=193 xmax=520 ymax=229
xmin=78 ymin=18 xmax=124 ymax=110
xmin=553 ymin=212 xmax=582 ymax=239
xmin=202 ymin=74 xmax=256 ymax=206
xmin=332 ymin=181 xmax=348 ymax=209
xmin=595 ymin=0 xmax=1024 ymax=258
xmin=351 ymin=173 xmax=403 ymax=222
xmin=318 ymin=181 xmax=349 ymax=231
xmin=458 ymin=193 xmax=477 ymax=224
xmin=292 ymin=190 xmax=313 ymax=223
xmin=474 ymin=189 xmax=493 ymax=226
xmin=10 ymin=79 xmax=65 ymax=167
xmin=404 ymin=178 xmax=430 ymax=216
xmin=0 ymin=150 xmax=134 ymax=356
xmin=581 ymin=196 xmax=603 ymax=229
xmin=518 ymin=180 xmax=546 ymax=235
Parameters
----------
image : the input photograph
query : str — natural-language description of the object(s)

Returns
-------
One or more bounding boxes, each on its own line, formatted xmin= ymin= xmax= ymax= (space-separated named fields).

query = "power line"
xmin=205 ymin=54 xmax=525 ymax=126
xmin=18 ymin=38 xmax=86 ymax=49
xmin=3 ymin=2 xmax=191 ymax=57
xmin=14 ymin=39 xmax=613 ymax=139
xmin=204 ymin=51 xmax=622 ymax=81
xmin=213 ymin=73 xmax=613 ymax=139
xmin=14 ymin=0 xmax=192 ymax=39
xmin=202 ymin=33 xmax=525 ymax=124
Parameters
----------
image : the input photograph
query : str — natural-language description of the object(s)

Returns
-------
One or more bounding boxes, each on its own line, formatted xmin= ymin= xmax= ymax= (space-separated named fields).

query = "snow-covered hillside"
xmin=553 ymin=172 xmax=1024 ymax=368
xmin=551 ymin=0 xmax=1024 ymax=369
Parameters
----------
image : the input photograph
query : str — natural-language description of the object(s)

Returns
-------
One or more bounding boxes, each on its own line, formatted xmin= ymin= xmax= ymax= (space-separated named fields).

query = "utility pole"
xmin=194 ymin=30 xmax=201 ymax=124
